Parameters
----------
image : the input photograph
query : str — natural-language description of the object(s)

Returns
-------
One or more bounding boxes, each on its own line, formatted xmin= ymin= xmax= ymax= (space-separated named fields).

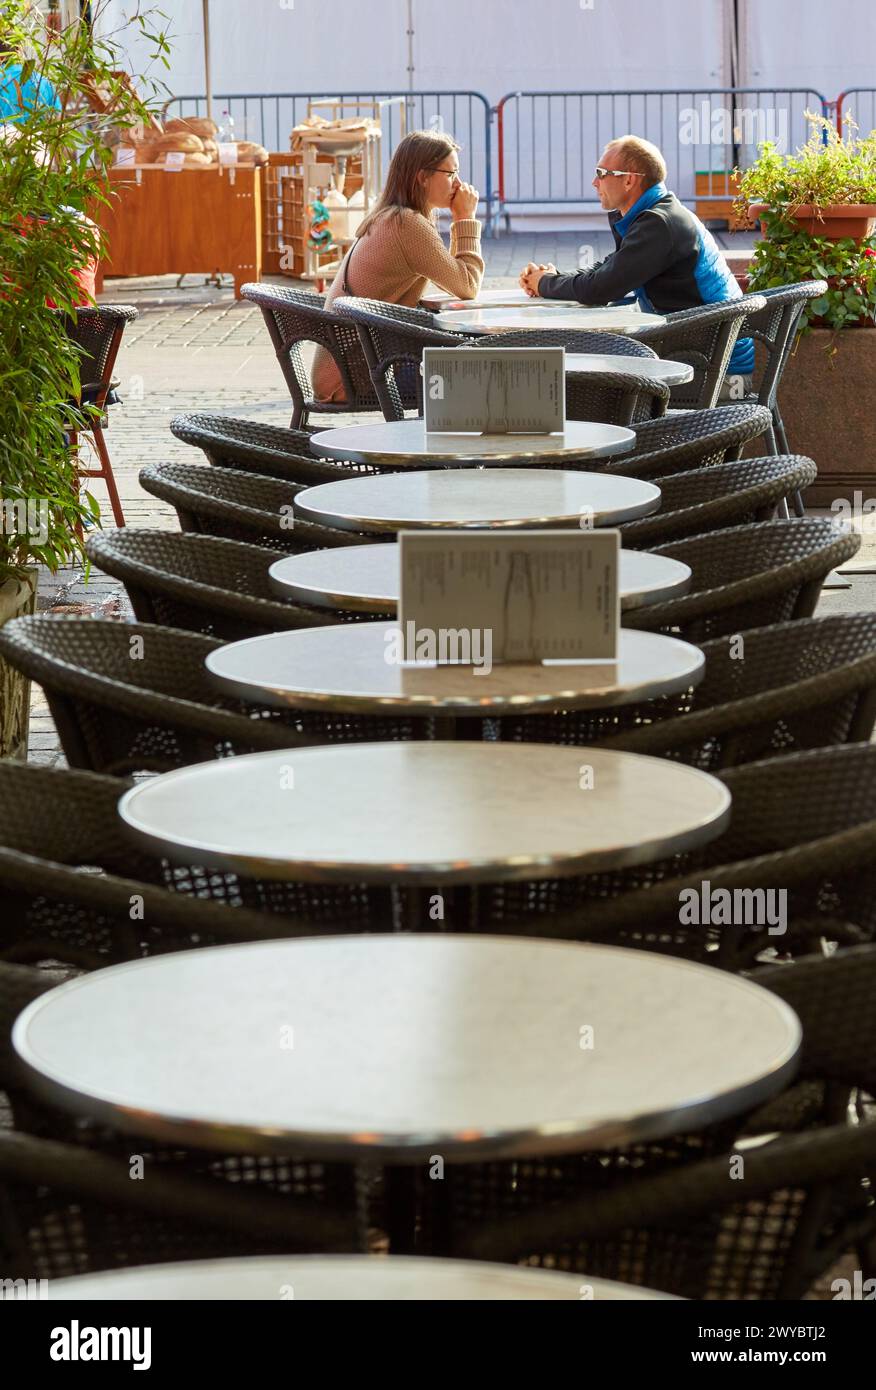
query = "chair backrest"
xmin=475 ymin=328 xmax=658 ymax=359
xmin=0 ymin=615 xmax=320 ymax=776
xmin=618 ymin=454 xmax=817 ymax=546
xmin=601 ymin=611 xmax=876 ymax=770
xmin=623 ymin=517 xmax=861 ymax=641
xmin=169 ymin=413 xmax=376 ymax=484
xmin=636 ymin=294 xmax=766 ymax=409
xmin=741 ymin=281 xmax=828 ymax=410
xmin=242 ymin=282 xmax=379 ymax=424
xmin=603 ymin=402 xmax=772 ymax=477
xmin=62 ymin=304 xmax=138 ymax=400
xmin=138 ymin=461 xmax=369 ymax=553
xmin=334 ymin=296 xmax=470 ymax=420
xmin=87 ymin=528 xmax=339 ymax=640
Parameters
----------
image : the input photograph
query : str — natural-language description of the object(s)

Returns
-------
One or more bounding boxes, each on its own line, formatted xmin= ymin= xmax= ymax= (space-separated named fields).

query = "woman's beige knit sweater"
xmin=312 ymin=206 xmax=484 ymax=403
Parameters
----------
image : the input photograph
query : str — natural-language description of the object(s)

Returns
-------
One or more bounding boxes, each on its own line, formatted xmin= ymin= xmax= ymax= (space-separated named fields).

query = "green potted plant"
xmin=733 ymin=112 xmax=876 ymax=503
xmin=0 ymin=0 xmax=167 ymax=756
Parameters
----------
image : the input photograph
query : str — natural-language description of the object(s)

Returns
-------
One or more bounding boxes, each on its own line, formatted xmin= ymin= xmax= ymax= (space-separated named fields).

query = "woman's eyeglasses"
xmin=429 ymin=166 xmax=459 ymax=178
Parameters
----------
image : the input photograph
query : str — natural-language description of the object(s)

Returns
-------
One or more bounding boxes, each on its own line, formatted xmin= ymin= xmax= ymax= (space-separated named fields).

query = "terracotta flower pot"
xmin=749 ymin=203 xmax=876 ymax=240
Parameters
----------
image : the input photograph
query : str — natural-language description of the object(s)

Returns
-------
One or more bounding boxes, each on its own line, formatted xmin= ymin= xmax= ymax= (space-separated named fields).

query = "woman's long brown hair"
xmin=356 ymin=129 xmax=460 ymax=238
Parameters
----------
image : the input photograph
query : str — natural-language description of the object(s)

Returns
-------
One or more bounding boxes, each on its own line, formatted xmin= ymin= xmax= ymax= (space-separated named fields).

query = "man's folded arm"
xmin=537 ymin=214 xmax=675 ymax=305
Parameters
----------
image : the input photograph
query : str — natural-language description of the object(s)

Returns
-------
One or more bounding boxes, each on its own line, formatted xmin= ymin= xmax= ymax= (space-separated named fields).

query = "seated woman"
xmin=312 ymin=130 xmax=484 ymax=404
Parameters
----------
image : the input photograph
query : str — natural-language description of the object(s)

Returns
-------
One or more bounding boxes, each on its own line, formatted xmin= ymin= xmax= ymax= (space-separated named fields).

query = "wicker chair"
xmin=86 ymin=529 xmax=345 ymax=641
xmin=0 ymin=616 xmax=332 ymax=776
xmin=617 ymin=454 xmax=817 ymax=548
xmin=601 ymin=402 xmax=772 ymax=478
xmin=497 ymin=612 xmax=876 ymax=770
xmin=622 ymin=518 xmax=860 ymax=642
xmin=635 ymin=294 xmax=767 ymax=409
xmin=169 ymin=412 xmax=379 ymax=485
xmin=0 ymin=615 xmax=435 ymax=774
xmin=63 ymin=304 xmax=139 ymax=527
xmin=476 ymin=328 xmax=658 ymax=359
xmin=724 ymin=281 xmax=829 ymax=516
xmin=138 ymin=461 xmax=372 ymax=553
xmin=334 ymin=296 xmax=474 ymax=420
xmin=0 ymin=1126 xmax=359 ymax=1280
xmin=486 ymin=742 xmax=876 ymax=967
xmin=242 ymin=282 xmax=383 ymax=427
xmin=0 ymin=762 xmax=392 ymax=969
xmin=447 ymin=945 xmax=876 ymax=1299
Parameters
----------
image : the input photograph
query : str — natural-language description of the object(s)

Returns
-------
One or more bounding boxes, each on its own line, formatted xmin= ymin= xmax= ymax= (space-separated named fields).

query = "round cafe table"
xmin=565 ymin=352 xmax=694 ymax=387
xmin=14 ymin=936 xmax=799 ymax=1162
xmin=269 ymin=543 xmax=692 ymax=613
xmin=46 ymin=1254 xmax=677 ymax=1301
xmin=117 ymin=743 xmax=728 ymax=884
xmin=433 ymin=306 xmax=666 ymax=335
xmin=205 ymin=621 xmax=704 ymax=719
xmin=308 ymin=417 xmax=635 ymax=468
xmin=293 ymin=468 xmax=661 ymax=534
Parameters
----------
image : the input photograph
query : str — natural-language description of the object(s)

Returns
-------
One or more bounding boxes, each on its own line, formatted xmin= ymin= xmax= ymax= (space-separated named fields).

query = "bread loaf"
xmin=156 ymin=150 xmax=213 ymax=168
xmin=234 ymin=141 xmax=269 ymax=165
xmin=152 ymin=131 xmax=205 ymax=155
xmin=202 ymin=139 xmax=219 ymax=159
xmin=164 ymin=116 xmax=219 ymax=141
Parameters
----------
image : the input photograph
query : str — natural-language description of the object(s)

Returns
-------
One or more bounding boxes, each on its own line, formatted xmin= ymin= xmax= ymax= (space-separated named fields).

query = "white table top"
xmin=118 ymin=742 xmax=728 ymax=882
xmin=47 ymin=1254 xmax=676 ymax=1301
xmin=269 ymin=543 xmax=692 ymax=613
xmin=565 ymin=353 xmax=694 ymax=386
xmin=14 ymin=936 xmax=800 ymax=1159
xmin=421 ymin=287 xmax=585 ymax=311
xmin=207 ymin=621 xmax=704 ymax=715
xmin=434 ymin=306 xmax=666 ymax=334
xmin=308 ymin=417 xmax=635 ymax=466
xmin=293 ymin=469 xmax=660 ymax=533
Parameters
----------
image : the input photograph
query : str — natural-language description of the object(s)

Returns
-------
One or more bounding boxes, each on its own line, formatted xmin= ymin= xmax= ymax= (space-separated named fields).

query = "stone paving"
xmin=28 ymin=231 xmax=876 ymax=763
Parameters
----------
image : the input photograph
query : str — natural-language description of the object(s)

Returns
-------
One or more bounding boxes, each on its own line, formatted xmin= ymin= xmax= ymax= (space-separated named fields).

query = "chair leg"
xmin=773 ymin=406 xmax=805 ymax=514
xmin=92 ymin=426 xmax=126 ymax=528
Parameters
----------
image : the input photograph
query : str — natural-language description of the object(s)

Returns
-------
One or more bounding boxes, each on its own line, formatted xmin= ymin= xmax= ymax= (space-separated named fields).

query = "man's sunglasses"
xmin=595 ymin=166 xmax=641 ymax=180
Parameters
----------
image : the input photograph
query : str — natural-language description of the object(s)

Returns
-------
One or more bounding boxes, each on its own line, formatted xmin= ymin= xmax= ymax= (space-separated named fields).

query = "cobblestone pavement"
xmin=28 ymin=230 xmax=876 ymax=762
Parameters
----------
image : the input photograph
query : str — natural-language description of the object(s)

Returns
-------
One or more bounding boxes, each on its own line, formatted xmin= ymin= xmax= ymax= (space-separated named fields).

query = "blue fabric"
xmin=0 ymin=62 xmax=61 ymax=121
xmin=613 ymin=180 xmax=753 ymax=374
xmin=692 ymin=224 xmax=755 ymax=374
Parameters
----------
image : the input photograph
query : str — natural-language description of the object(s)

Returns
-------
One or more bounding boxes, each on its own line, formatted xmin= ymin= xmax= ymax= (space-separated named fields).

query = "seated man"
xmin=519 ymin=135 xmax=753 ymax=393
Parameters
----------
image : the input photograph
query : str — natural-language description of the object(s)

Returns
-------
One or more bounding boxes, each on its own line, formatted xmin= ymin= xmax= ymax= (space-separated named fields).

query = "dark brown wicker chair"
xmin=0 ymin=615 xmax=436 ymax=775
xmin=63 ymin=304 xmax=139 ymax=528
xmin=617 ymin=454 xmax=817 ymax=548
xmin=138 ymin=461 xmax=370 ymax=553
xmin=487 ymin=742 xmax=876 ymax=968
xmin=333 ymin=296 xmax=475 ymax=420
xmin=445 ymin=945 xmax=876 ymax=1299
xmin=0 ymin=616 xmax=326 ymax=775
xmin=601 ymin=403 xmax=773 ymax=478
xmin=0 ymin=762 xmax=392 ymax=969
xmin=169 ymin=412 xmax=379 ymax=485
xmin=635 ymin=294 xmax=766 ymax=409
xmin=622 ymin=518 xmax=860 ymax=642
xmin=0 ymin=1126 xmax=358 ymax=1280
xmin=86 ymin=529 xmax=345 ymax=640
xmin=242 ymin=282 xmax=382 ymax=427
xmin=497 ymin=612 xmax=876 ymax=770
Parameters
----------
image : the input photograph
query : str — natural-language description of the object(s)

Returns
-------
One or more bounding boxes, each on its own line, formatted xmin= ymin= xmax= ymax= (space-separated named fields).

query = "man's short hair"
xmin=604 ymin=136 xmax=667 ymax=186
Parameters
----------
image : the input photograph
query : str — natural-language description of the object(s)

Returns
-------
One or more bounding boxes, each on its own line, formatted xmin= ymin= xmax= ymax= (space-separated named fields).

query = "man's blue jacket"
xmin=537 ymin=181 xmax=754 ymax=375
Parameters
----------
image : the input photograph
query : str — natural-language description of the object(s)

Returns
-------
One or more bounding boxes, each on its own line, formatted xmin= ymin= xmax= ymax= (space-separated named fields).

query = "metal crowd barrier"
xmin=163 ymin=89 xmax=493 ymax=214
xmin=494 ymin=88 xmax=828 ymax=229
xmin=836 ymin=88 xmax=876 ymax=136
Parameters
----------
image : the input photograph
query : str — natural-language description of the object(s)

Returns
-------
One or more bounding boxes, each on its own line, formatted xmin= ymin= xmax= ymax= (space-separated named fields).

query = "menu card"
xmin=422 ymin=347 xmax=565 ymax=435
xmin=397 ymin=529 xmax=619 ymax=663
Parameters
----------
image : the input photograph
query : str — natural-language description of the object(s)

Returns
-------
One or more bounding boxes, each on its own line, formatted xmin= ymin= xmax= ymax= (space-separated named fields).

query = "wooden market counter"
xmin=95 ymin=164 xmax=262 ymax=299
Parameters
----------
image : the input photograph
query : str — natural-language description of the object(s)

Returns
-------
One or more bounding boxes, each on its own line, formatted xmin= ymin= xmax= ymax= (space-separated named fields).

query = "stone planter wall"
xmin=775 ymin=328 xmax=876 ymax=505
xmin=0 ymin=569 xmax=37 ymax=759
